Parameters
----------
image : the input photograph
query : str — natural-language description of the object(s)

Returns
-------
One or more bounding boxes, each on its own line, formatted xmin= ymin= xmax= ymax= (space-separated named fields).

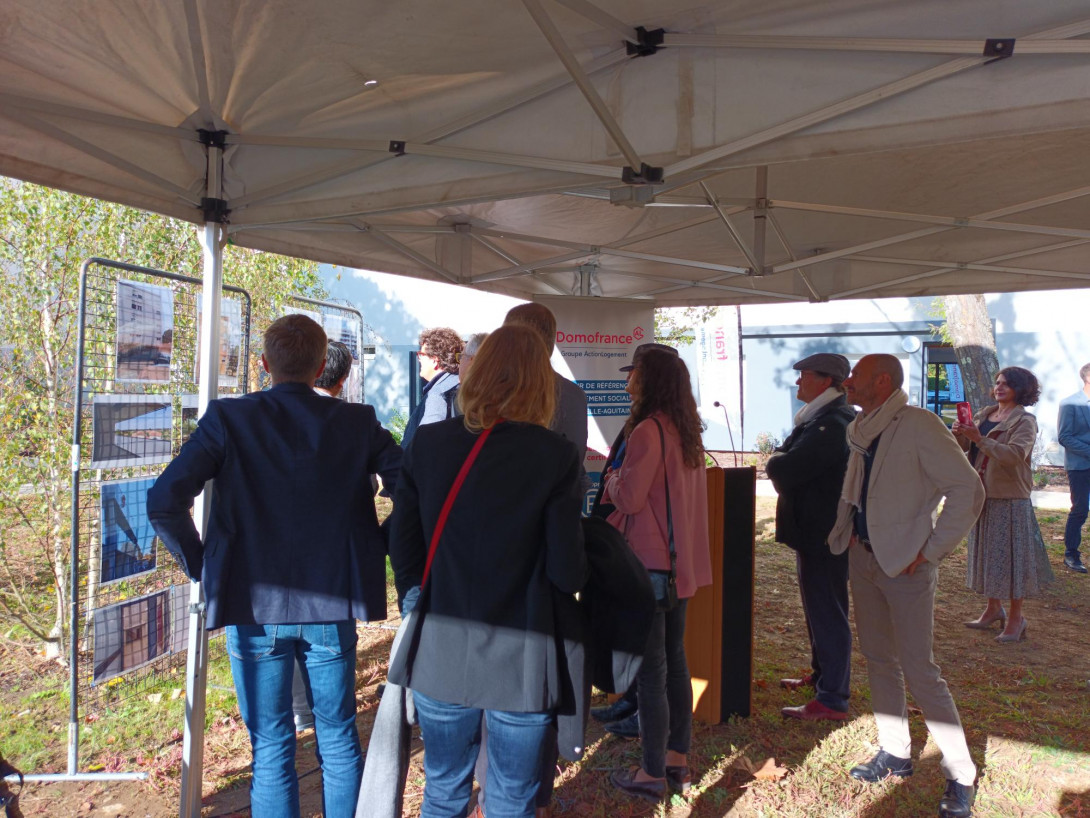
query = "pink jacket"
xmin=603 ymin=413 xmax=713 ymax=599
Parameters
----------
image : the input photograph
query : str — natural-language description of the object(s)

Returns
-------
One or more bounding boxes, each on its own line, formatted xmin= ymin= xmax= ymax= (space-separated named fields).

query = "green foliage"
xmin=754 ymin=430 xmax=781 ymax=454
xmin=654 ymin=305 xmax=721 ymax=346
xmin=385 ymin=408 xmax=409 ymax=445
xmin=928 ymin=296 xmax=953 ymax=343
xmin=0 ymin=177 xmax=323 ymax=654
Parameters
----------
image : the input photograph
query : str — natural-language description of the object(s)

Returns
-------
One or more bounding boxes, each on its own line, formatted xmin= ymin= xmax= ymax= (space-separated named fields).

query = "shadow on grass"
xmin=1058 ymin=785 xmax=1089 ymax=815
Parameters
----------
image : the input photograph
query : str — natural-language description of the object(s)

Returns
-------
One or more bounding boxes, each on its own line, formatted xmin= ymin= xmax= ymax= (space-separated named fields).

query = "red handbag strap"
xmin=421 ymin=421 xmax=501 ymax=587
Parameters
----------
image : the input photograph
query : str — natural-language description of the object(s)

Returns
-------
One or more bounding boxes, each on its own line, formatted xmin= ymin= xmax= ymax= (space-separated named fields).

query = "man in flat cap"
xmin=766 ymin=353 xmax=857 ymax=721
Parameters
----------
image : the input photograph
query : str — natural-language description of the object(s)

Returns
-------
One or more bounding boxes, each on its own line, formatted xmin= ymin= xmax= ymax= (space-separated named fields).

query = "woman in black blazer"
xmin=388 ymin=323 xmax=586 ymax=818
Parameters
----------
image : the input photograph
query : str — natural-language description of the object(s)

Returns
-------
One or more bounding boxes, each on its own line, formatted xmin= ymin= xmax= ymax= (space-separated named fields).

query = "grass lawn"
xmin=2 ymin=497 xmax=1088 ymax=816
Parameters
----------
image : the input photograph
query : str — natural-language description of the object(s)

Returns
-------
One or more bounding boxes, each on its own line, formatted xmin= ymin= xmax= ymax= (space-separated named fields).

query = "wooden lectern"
xmin=685 ymin=466 xmax=757 ymax=722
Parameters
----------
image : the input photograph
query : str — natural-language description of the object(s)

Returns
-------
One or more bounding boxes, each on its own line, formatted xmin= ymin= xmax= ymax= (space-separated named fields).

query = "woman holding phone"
xmin=952 ymin=366 xmax=1053 ymax=642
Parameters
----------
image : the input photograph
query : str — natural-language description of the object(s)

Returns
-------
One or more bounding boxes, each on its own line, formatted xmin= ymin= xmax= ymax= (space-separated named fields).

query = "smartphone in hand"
xmin=956 ymin=401 xmax=973 ymax=425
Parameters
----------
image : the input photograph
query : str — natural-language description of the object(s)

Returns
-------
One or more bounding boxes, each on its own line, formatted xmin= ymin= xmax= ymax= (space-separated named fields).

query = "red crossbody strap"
xmin=421 ymin=420 xmax=501 ymax=587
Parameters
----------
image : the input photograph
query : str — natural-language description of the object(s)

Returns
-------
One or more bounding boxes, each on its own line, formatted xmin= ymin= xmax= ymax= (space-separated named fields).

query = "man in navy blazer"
xmin=148 ymin=314 xmax=402 ymax=818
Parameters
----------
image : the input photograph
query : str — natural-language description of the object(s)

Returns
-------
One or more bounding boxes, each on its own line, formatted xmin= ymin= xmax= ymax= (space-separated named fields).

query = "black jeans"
xmin=636 ymin=599 xmax=692 ymax=779
xmin=1064 ymin=468 xmax=1090 ymax=561
xmin=796 ymin=548 xmax=851 ymax=712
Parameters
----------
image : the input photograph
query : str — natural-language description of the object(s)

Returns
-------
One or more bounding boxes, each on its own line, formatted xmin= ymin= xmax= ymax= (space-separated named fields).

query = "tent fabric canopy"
xmin=2 ymin=0 xmax=1090 ymax=306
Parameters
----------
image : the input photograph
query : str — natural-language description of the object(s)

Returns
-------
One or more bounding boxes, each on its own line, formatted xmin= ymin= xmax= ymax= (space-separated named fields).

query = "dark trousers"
xmin=292 ymin=659 xmax=313 ymax=724
xmin=636 ymin=599 xmax=692 ymax=779
xmin=1064 ymin=468 xmax=1090 ymax=561
xmin=796 ymin=547 xmax=851 ymax=712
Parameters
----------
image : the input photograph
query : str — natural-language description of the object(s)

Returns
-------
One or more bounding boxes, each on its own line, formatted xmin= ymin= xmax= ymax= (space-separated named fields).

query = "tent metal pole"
xmin=857 ymin=256 xmax=1090 ymax=282
xmin=666 ymin=16 xmax=1090 ymax=179
xmin=180 ymin=142 xmax=225 ymax=818
xmin=753 ymin=167 xmax=768 ymax=274
xmin=521 ymin=0 xmax=644 ymax=170
xmin=663 ymin=33 xmax=1090 ymax=56
xmin=228 ymin=178 xmax=600 ymax=229
xmin=471 ymin=250 xmax=592 ymax=283
xmin=227 ymin=47 xmax=628 ymax=212
xmin=766 ymin=212 xmax=823 ymax=302
xmin=613 ymin=213 xmax=722 ymax=246
xmin=550 ymin=0 xmax=636 ymax=42
xmin=9 ymin=108 xmax=198 ymax=203
xmin=231 ymin=133 xmax=624 ymax=179
xmin=358 ymin=224 xmax=463 ymax=283
xmin=617 ymin=272 xmax=806 ymax=301
xmin=66 ymin=261 xmax=92 ymax=776
xmin=771 ymin=183 xmax=1090 ymax=275
xmin=599 ymin=246 xmax=748 ymax=275
xmin=770 ymin=199 xmax=1090 ymax=242
xmin=665 ymin=58 xmax=985 ymax=178
xmin=699 ymin=181 xmax=762 ymax=273
xmin=0 ymin=91 xmax=198 ymax=140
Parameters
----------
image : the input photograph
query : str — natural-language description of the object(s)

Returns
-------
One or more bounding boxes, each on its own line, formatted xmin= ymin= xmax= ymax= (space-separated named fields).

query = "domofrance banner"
xmin=537 ymin=296 xmax=654 ymax=514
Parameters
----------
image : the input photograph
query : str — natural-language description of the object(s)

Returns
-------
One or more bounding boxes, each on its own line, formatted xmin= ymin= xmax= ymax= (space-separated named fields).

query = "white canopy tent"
xmin=3 ymin=0 xmax=1090 ymax=307
xmin=3 ymin=1 xmax=1090 ymax=812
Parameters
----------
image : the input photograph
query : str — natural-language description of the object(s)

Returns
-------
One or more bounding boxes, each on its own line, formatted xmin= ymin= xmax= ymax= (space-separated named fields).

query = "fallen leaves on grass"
xmin=733 ymin=755 xmax=789 ymax=782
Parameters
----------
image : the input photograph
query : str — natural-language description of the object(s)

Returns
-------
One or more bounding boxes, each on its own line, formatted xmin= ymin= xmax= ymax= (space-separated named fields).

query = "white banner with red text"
xmin=537 ymin=296 xmax=654 ymax=514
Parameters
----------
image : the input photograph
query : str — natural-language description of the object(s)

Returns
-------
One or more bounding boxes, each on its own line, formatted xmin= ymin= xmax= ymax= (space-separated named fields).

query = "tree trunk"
xmin=943 ymin=294 xmax=1000 ymax=412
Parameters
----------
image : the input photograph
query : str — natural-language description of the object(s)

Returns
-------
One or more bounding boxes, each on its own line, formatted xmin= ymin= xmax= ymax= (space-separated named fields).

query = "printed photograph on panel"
xmin=322 ymin=312 xmax=361 ymax=359
xmin=176 ymin=394 xmax=198 ymax=456
xmin=283 ymin=305 xmax=321 ymax=325
xmin=194 ymin=298 xmax=242 ymax=387
xmin=89 ymin=395 xmax=173 ymax=469
xmin=99 ymin=477 xmax=158 ymax=584
xmin=116 ymin=280 xmax=173 ymax=383
xmin=92 ymin=590 xmax=170 ymax=684
xmin=168 ymin=584 xmax=190 ymax=655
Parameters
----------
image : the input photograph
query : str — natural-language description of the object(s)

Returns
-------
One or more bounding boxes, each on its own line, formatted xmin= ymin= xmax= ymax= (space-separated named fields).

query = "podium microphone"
xmin=713 ymin=401 xmax=739 ymax=466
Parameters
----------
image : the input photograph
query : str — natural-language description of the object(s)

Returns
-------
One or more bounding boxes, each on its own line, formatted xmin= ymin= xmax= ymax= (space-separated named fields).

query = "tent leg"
xmin=180 ymin=139 xmax=225 ymax=816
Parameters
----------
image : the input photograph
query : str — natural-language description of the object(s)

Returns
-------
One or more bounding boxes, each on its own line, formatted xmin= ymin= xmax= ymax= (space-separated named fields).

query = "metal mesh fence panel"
xmin=73 ymin=259 xmax=250 ymax=710
xmin=286 ymin=296 xmax=367 ymax=404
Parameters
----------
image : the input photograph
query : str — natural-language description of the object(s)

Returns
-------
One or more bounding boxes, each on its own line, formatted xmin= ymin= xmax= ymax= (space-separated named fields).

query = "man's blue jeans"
xmin=1064 ymin=468 xmax=1090 ymax=561
xmin=227 ymin=622 xmax=362 ymax=818
xmin=413 ymin=690 xmax=551 ymax=818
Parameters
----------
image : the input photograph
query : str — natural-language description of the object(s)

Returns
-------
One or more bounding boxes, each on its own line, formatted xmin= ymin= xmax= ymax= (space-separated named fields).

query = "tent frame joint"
xmin=627 ymin=26 xmax=665 ymax=57
xmin=197 ymin=129 xmax=229 ymax=150
xmin=622 ymin=163 xmax=664 ymax=185
xmin=983 ymin=38 xmax=1015 ymax=59
xmin=200 ymin=197 xmax=230 ymax=223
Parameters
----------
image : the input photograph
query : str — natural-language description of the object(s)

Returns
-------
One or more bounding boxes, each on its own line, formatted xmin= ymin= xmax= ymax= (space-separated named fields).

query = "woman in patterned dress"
xmin=953 ymin=366 xmax=1054 ymax=643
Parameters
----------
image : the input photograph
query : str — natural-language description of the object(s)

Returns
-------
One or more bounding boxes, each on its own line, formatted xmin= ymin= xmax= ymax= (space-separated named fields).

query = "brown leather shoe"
xmin=779 ymin=673 xmax=814 ymax=691
xmin=781 ymin=699 xmax=850 ymax=721
xmin=666 ymin=764 xmax=692 ymax=793
xmin=610 ymin=766 xmax=665 ymax=802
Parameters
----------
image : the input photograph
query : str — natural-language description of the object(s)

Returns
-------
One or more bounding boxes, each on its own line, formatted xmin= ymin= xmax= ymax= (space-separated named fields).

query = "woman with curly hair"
xmin=600 ymin=346 xmax=712 ymax=802
xmin=402 ymin=327 xmax=464 ymax=448
xmin=953 ymin=366 xmax=1054 ymax=642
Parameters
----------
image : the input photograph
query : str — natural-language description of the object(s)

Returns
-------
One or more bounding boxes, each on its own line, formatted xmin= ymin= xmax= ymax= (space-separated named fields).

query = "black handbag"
xmin=648 ymin=418 xmax=679 ymax=612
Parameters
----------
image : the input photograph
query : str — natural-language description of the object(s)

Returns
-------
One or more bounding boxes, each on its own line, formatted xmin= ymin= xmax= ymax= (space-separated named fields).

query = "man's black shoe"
xmin=938 ymin=779 xmax=975 ymax=817
xmin=591 ymin=697 xmax=638 ymax=724
xmin=605 ymin=713 xmax=640 ymax=739
xmin=848 ymin=750 xmax=913 ymax=783
xmin=1064 ymin=557 xmax=1088 ymax=574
